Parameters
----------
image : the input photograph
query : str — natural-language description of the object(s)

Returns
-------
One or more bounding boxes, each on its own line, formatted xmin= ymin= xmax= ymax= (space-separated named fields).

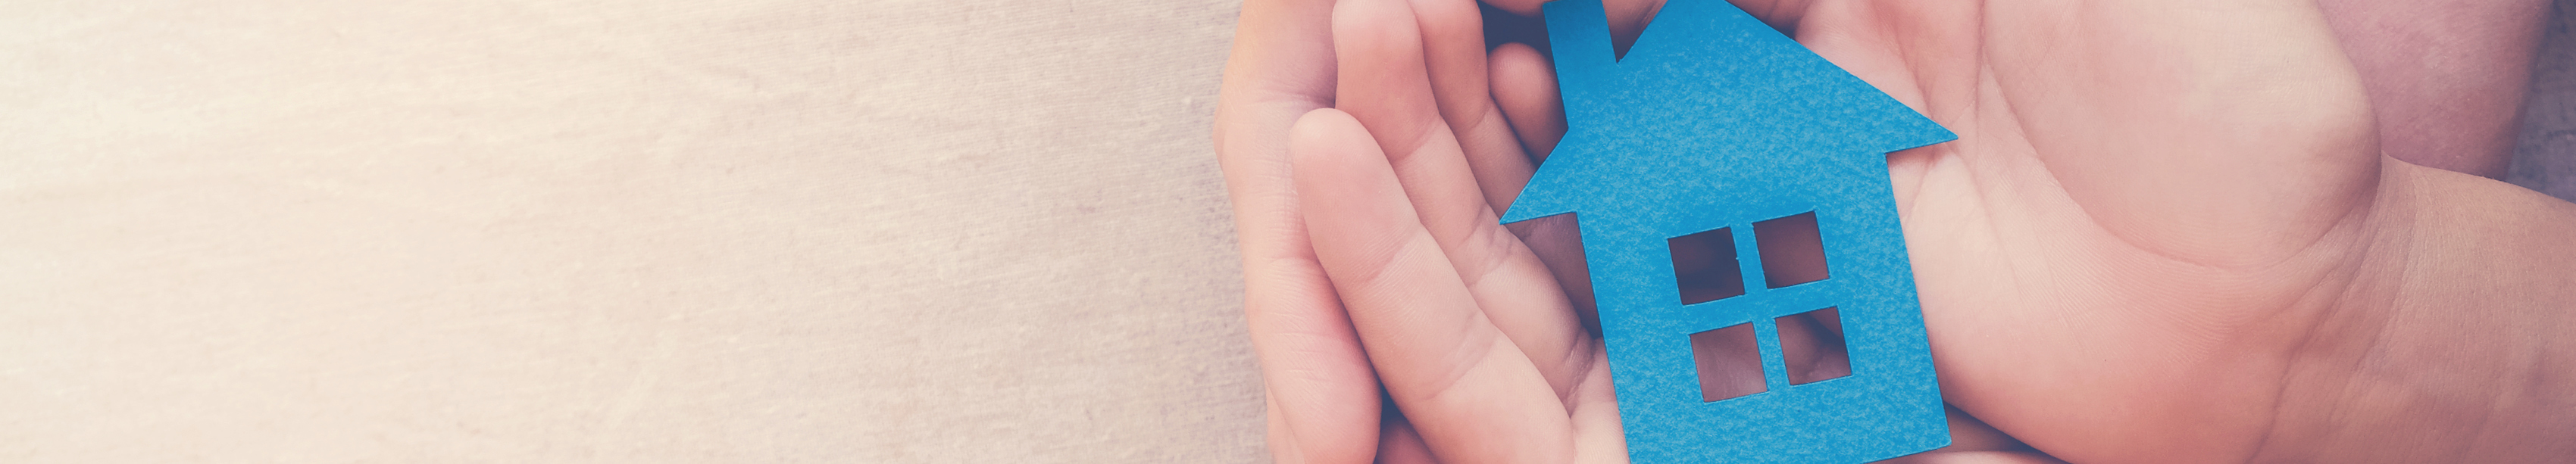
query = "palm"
xmin=1784 ymin=1 xmax=2384 ymax=461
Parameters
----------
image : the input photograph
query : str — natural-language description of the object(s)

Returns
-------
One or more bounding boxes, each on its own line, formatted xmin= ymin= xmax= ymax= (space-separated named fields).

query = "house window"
xmin=1675 ymin=212 xmax=1852 ymax=403
xmin=1753 ymin=212 xmax=1828 ymax=288
xmin=1668 ymin=227 xmax=1744 ymax=304
xmin=1690 ymin=307 xmax=1855 ymax=403
xmin=1688 ymin=322 xmax=1765 ymax=402
xmin=1777 ymin=307 xmax=1853 ymax=385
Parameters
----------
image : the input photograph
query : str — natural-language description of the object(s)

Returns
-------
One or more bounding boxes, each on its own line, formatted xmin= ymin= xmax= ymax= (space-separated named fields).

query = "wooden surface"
xmin=0 ymin=1 xmax=1261 ymax=462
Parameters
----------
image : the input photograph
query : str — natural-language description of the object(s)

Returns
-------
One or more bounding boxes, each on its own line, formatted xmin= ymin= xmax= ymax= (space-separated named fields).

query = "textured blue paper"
xmin=1501 ymin=1 xmax=1958 ymax=462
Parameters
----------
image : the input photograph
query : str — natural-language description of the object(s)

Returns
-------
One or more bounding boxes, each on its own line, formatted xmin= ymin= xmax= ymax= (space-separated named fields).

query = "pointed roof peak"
xmin=1500 ymin=0 xmax=1955 ymax=223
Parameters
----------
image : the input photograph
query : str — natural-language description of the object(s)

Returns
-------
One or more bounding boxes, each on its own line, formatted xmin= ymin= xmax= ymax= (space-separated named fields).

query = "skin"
xmin=1213 ymin=0 xmax=2575 ymax=462
xmin=2318 ymin=0 xmax=2550 ymax=178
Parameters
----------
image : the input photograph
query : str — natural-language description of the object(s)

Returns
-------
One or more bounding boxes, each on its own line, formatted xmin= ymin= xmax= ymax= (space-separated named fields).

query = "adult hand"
xmin=1211 ymin=1 xmax=1378 ymax=462
xmin=1480 ymin=0 xmax=2576 ymax=462
xmin=1582 ymin=2 xmax=2575 ymax=462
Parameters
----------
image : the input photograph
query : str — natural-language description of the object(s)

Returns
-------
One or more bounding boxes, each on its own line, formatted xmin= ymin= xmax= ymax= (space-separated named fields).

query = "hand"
xmin=1680 ymin=2 xmax=2573 ymax=462
xmin=1224 ymin=1 xmax=2036 ymax=462
xmin=1216 ymin=0 xmax=1627 ymax=461
xmin=1216 ymin=0 xmax=2576 ymax=462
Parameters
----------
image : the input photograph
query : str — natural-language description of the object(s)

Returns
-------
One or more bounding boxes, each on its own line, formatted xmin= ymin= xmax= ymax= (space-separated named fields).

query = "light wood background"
xmin=2 ymin=1 xmax=1258 ymax=462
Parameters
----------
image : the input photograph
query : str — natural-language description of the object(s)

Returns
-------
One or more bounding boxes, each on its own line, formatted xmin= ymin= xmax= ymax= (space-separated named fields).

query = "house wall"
xmin=1574 ymin=195 xmax=1945 ymax=463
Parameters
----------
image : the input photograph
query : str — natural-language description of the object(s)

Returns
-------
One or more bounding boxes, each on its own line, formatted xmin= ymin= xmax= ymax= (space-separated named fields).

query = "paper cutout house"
xmin=1499 ymin=1 xmax=1959 ymax=462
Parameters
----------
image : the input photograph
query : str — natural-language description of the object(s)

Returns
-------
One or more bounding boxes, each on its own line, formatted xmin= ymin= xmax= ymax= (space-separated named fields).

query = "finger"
xmin=1374 ymin=406 xmax=1440 ymax=464
xmin=1245 ymin=261 xmax=1379 ymax=464
xmin=1887 ymin=451 xmax=2070 ymax=464
xmin=1488 ymin=42 xmax=1565 ymax=163
xmin=1265 ymin=394 xmax=1349 ymax=464
xmin=1491 ymin=0 xmax=1835 ymax=163
xmin=1335 ymin=0 xmax=1591 ymax=400
xmin=1408 ymin=0 xmax=1541 ymax=212
xmin=1886 ymin=406 xmax=2065 ymax=464
xmin=1727 ymin=0 xmax=1815 ymax=33
xmin=1483 ymin=0 xmax=1546 ymax=17
xmin=1984 ymin=0 xmax=2381 ymax=267
xmin=1293 ymin=108 xmax=1574 ymax=464
xmin=1598 ymin=0 xmax=1812 ymax=50
xmin=1504 ymin=213 xmax=1600 ymax=333
xmin=1441 ymin=7 xmax=1607 ymax=339
xmin=1937 ymin=404 xmax=2045 ymax=454
xmin=1567 ymin=351 xmax=1629 ymax=463
xmin=1892 ymin=406 xmax=2068 ymax=464
xmin=1418 ymin=0 xmax=1603 ymax=338
xmin=1484 ymin=42 xmax=1602 ymax=332
xmin=1214 ymin=0 xmax=1384 ymax=462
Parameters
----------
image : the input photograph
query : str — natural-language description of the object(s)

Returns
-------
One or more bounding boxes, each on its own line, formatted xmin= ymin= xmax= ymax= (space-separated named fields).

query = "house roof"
xmin=1500 ymin=0 xmax=1955 ymax=223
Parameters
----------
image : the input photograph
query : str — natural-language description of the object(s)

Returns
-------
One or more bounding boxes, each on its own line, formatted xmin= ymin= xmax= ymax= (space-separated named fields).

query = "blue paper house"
xmin=1500 ymin=1 xmax=1959 ymax=462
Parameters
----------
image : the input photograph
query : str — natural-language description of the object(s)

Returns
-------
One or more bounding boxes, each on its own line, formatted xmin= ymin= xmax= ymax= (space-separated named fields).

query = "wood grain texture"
xmin=0 ymin=1 xmax=1260 ymax=462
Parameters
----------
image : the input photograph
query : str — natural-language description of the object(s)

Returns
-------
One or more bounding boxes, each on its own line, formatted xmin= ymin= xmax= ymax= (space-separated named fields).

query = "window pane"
xmin=1668 ymin=227 xmax=1744 ymax=304
xmin=1689 ymin=323 xmax=1765 ymax=402
xmin=1777 ymin=307 xmax=1852 ymax=385
xmin=1753 ymin=212 xmax=1828 ymax=288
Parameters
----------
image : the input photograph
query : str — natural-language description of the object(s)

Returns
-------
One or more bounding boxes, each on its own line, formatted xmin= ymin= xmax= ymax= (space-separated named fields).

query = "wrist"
xmin=2259 ymin=160 xmax=2576 ymax=462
